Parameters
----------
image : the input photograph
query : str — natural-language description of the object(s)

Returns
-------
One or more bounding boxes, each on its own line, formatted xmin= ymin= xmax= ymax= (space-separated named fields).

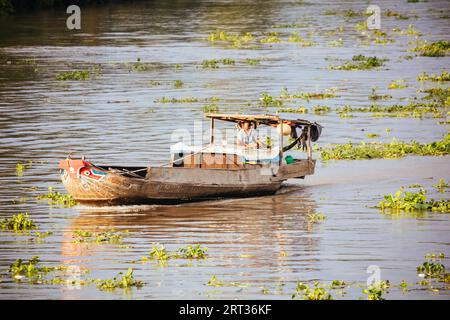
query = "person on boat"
xmin=236 ymin=121 xmax=259 ymax=148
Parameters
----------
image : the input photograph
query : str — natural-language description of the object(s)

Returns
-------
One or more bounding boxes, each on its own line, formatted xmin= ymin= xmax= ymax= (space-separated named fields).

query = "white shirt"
xmin=237 ymin=128 xmax=257 ymax=145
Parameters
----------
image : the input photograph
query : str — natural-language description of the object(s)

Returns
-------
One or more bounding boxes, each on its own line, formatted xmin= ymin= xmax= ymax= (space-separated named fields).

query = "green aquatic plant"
xmin=130 ymin=59 xmax=160 ymax=72
xmin=72 ymin=229 xmax=125 ymax=244
xmin=207 ymin=276 xmax=225 ymax=287
xmin=96 ymin=268 xmax=143 ymax=290
xmin=388 ymin=79 xmax=408 ymax=89
xmin=330 ymin=280 xmax=346 ymax=289
xmin=280 ymin=87 xmax=337 ymax=101
xmin=36 ymin=187 xmax=76 ymax=207
xmin=385 ymin=9 xmax=409 ymax=20
xmin=330 ymin=55 xmax=387 ymax=71
xmin=433 ymin=179 xmax=449 ymax=193
xmin=155 ymin=96 xmax=199 ymax=103
xmin=278 ymin=107 xmax=308 ymax=114
xmin=173 ymin=80 xmax=184 ymax=88
xmin=363 ymin=281 xmax=390 ymax=300
xmin=369 ymin=87 xmax=392 ymax=100
xmin=146 ymin=243 xmax=170 ymax=261
xmin=259 ymin=93 xmax=283 ymax=107
xmin=9 ymin=256 xmax=66 ymax=282
xmin=307 ymin=212 xmax=326 ymax=223
xmin=420 ymin=87 xmax=450 ymax=105
xmin=201 ymin=58 xmax=236 ymax=68
xmin=56 ymin=70 xmax=90 ymax=81
xmin=175 ymin=244 xmax=208 ymax=259
xmin=15 ymin=161 xmax=31 ymax=176
xmin=292 ymin=282 xmax=333 ymax=300
xmin=378 ymin=188 xmax=450 ymax=213
xmin=206 ymin=276 xmax=247 ymax=288
xmin=202 ymin=104 xmax=218 ymax=113
xmin=260 ymin=32 xmax=282 ymax=43
xmin=143 ymin=243 xmax=208 ymax=262
xmin=413 ymin=40 xmax=450 ymax=57
xmin=245 ymin=58 xmax=260 ymax=66
xmin=287 ymin=31 xmax=313 ymax=46
xmin=207 ymin=31 xmax=254 ymax=48
xmin=0 ymin=213 xmax=36 ymax=232
xmin=417 ymin=70 xmax=450 ymax=82
xmin=417 ymin=261 xmax=446 ymax=278
xmin=335 ymin=101 xmax=444 ymax=118
xmin=33 ymin=231 xmax=53 ymax=242
xmin=320 ymin=133 xmax=450 ymax=161
xmin=148 ymin=80 xmax=162 ymax=87
xmin=312 ymin=105 xmax=331 ymax=115
xmin=425 ymin=252 xmax=445 ymax=260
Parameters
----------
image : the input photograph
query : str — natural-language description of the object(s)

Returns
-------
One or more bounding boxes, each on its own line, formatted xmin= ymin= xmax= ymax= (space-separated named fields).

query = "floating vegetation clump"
xmin=292 ymin=282 xmax=334 ymax=300
xmin=335 ymin=101 xmax=445 ymax=118
xmin=369 ymin=87 xmax=392 ymax=101
xmin=201 ymin=58 xmax=235 ymax=69
xmin=312 ymin=105 xmax=331 ymax=115
xmin=378 ymin=187 xmax=450 ymax=213
xmin=363 ymin=281 xmax=390 ymax=300
xmin=416 ymin=253 xmax=447 ymax=283
xmin=0 ymin=213 xmax=36 ymax=232
xmin=155 ymin=97 xmax=199 ymax=103
xmin=385 ymin=9 xmax=409 ymax=20
xmin=36 ymin=187 xmax=76 ymax=207
xmin=432 ymin=178 xmax=449 ymax=193
xmin=413 ymin=40 xmax=450 ymax=57
xmin=130 ymin=59 xmax=164 ymax=72
xmin=56 ymin=70 xmax=90 ymax=81
xmin=307 ymin=212 xmax=326 ymax=223
xmin=260 ymin=32 xmax=282 ymax=43
xmin=15 ymin=161 xmax=32 ymax=176
xmin=330 ymin=55 xmax=387 ymax=71
xmin=417 ymin=70 xmax=450 ymax=82
xmin=394 ymin=24 xmax=422 ymax=36
xmin=206 ymin=276 xmax=246 ymax=288
xmin=279 ymin=87 xmax=338 ymax=101
xmin=202 ymin=104 xmax=218 ymax=113
xmin=388 ymin=79 xmax=408 ymax=89
xmin=72 ymin=229 xmax=125 ymax=244
xmin=320 ymin=133 xmax=450 ymax=161
xmin=175 ymin=244 xmax=208 ymax=259
xmin=173 ymin=80 xmax=184 ymax=88
xmin=142 ymin=243 xmax=208 ymax=263
xmin=259 ymin=93 xmax=284 ymax=107
xmin=420 ymin=87 xmax=450 ymax=106
xmin=278 ymin=107 xmax=308 ymax=114
xmin=9 ymin=256 xmax=66 ymax=283
xmin=207 ymin=30 xmax=255 ymax=48
xmin=287 ymin=31 xmax=313 ymax=46
xmin=245 ymin=58 xmax=260 ymax=66
xmin=96 ymin=268 xmax=143 ymax=290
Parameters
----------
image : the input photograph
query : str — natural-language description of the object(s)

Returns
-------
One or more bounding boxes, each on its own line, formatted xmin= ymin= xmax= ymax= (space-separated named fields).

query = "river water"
xmin=0 ymin=0 xmax=449 ymax=299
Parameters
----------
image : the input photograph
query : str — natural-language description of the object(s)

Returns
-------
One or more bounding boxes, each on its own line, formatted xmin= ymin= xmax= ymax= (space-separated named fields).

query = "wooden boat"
xmin=59 ymin=114 xmax=322 ymax=205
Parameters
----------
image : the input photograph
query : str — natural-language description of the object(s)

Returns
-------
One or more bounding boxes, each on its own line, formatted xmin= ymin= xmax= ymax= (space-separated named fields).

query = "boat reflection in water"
xmin=59 ymin=184 xmax=320 ymax=298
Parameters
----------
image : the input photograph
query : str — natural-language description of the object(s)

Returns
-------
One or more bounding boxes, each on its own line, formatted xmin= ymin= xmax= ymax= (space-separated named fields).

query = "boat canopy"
xmin=205 ymin=113 xmax=315 ymax=127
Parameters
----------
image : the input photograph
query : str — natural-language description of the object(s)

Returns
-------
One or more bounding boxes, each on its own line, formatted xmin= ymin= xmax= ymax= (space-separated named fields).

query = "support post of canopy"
xmin=210 ymin=118 xmax=214 ymax=144
xmin=279 ymin=121 xmax=284 ymax=166
xmin=307 ymin=125 xmax=312 ymax=160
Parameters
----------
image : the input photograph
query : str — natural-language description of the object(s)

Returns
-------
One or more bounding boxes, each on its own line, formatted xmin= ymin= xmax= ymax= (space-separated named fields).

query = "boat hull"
xmin=59 ymin=158 xmax=315 ymax=206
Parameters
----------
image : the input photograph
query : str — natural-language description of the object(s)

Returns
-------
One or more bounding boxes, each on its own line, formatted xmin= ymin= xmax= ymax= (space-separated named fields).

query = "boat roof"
xmin=205 ymin=113 xmax=315 ymax=126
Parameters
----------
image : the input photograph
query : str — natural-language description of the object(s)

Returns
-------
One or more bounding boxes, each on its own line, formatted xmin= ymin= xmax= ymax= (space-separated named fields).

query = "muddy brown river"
xmin=0 ymin=0 xmax=449 ymax=299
